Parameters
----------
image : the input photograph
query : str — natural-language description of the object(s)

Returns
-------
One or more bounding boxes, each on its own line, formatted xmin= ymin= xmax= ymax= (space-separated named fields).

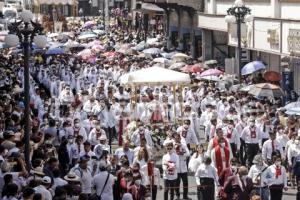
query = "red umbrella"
xmin=263 ymin=71 xmax=281 ymax=82
xmin=181 ymin=64 xmax=204 ymax=73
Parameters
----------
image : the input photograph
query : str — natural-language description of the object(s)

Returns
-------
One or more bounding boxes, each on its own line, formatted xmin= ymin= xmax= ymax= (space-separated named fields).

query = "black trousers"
xmin=245 ymin=143 xmax=259 ymax=166
xmin=230 ymin=143 xmax=237 ymax=158
xmin=297 ymin=175 xmax=300 ymax=200
xmin=152 ymin=185 xmax=158 ymax=200
xmin=175 ymin=172 xmax=188 ymax=198
xmin=269 ymin=184 xmax=283 ymax=200
xmin=239 ymin=139 xmax=246 ymax=165
xmin=197 ymin=178 xmax=215 ymax=200
xmin=164 ymin=179 xmax=176 ymax=200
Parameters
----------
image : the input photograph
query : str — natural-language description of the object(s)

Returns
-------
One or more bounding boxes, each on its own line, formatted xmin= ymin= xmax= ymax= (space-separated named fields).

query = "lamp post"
xmin=5 ymin=10 xmax=47 ymax=172
xmin=89 ymin=0 xmax=92 ymax=16
xmin=225 ymin=0 xmax=253 ymax=81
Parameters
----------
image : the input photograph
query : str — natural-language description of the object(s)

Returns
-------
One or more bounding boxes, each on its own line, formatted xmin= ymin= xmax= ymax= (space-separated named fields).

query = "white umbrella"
xmin=153 ymin=57 xmax=170 ymax=64
xmin=284 ymin=101 xmax=300 ymax=110
xmin=285 ymin=107 xmax=300 ymax=116
xmin=64 ymin=40 xmax=80 ymax=48
xmin=120 ymin=66 xmax=191 ymax=85
xmin=169 ymin=62 xmax=186 ymax=70
xmin=92 ymin=29 xmax=106 ymax=35
xmin=78 ymin=33 xmax=97 ymax=40
xmin=171 ymin=53 xmax=190 ymax=60
xmin=198 ymin=75 xmax=221 ymax=82
xmin=143 ymin=48 xmax=162 ymax=55
xmin=239 ymin=84 xmax=255 ymax=92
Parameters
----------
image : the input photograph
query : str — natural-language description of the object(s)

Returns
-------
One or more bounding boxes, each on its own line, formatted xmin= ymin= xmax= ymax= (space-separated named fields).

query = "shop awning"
xmin=140 ymin=3 xmax=164 ymax=12
xmin=35 ymin=0 xmax=77 ymax=5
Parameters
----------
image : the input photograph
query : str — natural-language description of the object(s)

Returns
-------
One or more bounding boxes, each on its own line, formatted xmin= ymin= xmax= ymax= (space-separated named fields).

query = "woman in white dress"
xmin=133 ymin=147 xmax=149 ymax=168
xmin=188 ymin=144 xmax=205 ymax=173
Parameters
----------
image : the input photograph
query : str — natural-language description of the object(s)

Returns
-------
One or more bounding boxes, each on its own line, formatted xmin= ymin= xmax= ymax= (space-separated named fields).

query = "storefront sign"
xmin=267 ymin=29 xmax=279 ymax=50
xmin=287 ymin=29 xmax=300 ymax=56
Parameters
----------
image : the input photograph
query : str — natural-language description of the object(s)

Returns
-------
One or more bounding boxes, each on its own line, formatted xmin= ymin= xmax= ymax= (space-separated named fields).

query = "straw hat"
xmin=31 ymin=166 xmax=45 ymax=176
xmin=252 ymin=154 xmax=263 ymax=164
xmin=64 ymin=172 xmax=80 ymax=182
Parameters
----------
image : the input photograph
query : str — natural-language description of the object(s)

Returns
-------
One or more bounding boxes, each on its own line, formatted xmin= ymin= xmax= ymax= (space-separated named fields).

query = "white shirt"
xmin=34 ymin=185 xmax=52 ymax=200
xmin=114 ymin=148 xmax=134 ymax=165
xmin=141 ymin=165 xmax=161 ymax=186
xmin=222 ymin=125 xmax=240 ymax=149
xmin=241 ymin=126 xmax=262 ymax=145
xmin=287 ymin=143 xmax=300 ymax=166
xmin=195 ymin=163 xmax=219 ymax=185
xmin=174 ymin=142 xmax=190 ymax=173
xmin=248 ymin=164 xmax=269 ymax=187
xmin=92 ymin=171 xmax=115 ymax=200
xmin=162 ymin=152 xmax=179 ymax=180
xmin=262 ymin=139 xmax=284 ymax=161
xmin=52 ymin=177 xmax=68 ymax=190
xmin=73 ymin=166 xmax=93 ymax=194
xmin=131 ymin=129 xmax=153 ymax=147
xmin=265 ymin=164 xmax=287 ymax=187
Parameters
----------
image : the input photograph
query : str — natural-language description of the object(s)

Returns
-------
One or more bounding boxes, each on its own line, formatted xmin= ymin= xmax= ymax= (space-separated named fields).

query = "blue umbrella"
xmin=241 ymin=61 xmax=266 ymax=75
xmin=46 ymin=47 xmax=65 ymax=55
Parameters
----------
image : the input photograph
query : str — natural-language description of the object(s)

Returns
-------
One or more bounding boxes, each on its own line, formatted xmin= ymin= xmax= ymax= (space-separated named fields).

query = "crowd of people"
xmin=0 ymin=14 xmax=299 ymax=200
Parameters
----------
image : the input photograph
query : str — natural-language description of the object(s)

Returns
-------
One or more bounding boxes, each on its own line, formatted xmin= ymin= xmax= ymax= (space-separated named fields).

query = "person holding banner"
xmin=141 ymin=159 xmax=162 ymax=200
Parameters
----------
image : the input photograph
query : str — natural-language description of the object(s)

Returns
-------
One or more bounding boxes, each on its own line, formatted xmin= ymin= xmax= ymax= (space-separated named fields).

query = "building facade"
xmin=198 ymin=0 xmax=300 ymax=94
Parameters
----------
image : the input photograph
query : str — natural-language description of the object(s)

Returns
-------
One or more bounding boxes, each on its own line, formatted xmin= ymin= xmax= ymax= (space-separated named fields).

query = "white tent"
xmin=120 ymin=66 xmax=191 ymax=86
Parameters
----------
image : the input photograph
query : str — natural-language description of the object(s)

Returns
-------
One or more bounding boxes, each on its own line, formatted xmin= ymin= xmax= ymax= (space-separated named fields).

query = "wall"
xmin=281 ymin=3 xmax=300 ymax=20
xmin=198 ymin=14 xmax=227 ymax=31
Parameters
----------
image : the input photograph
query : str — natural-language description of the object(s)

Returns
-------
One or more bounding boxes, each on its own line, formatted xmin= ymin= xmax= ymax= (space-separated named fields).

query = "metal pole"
xmin=236 ymin=10 xmax=242 ymax=82
xmin=23 ymin=27 xmax=31 ymax=172
xmin=103 ymin=0 xmax=105 ymax=30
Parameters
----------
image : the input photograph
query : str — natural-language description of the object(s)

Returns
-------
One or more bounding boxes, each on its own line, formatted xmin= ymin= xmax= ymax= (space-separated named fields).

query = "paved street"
xmin=156 ymin=176 xmax=297 ymax=200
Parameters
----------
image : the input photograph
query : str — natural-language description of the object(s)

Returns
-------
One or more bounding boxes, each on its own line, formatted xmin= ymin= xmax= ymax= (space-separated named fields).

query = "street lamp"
xmin=89 ymin=0 xmax=92 ymax=16
xmin=225 ymin=0 xmax=253 ymax=81
xmin=4 ymin=10 xmax=47 ymax=172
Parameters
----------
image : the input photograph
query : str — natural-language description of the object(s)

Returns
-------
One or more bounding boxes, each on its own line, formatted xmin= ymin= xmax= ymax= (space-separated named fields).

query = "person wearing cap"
xmin=72 ymin=155 xmax=93 ymax=195
xmin=223 ymin=166 xmax=253 ymax=200
xmin=34 ymin=176 xmax=52 ymax=200
xmin=248 ymin=154 xmax=270 ymax=200
xmin=162 ymin=142 xmax=179 ymax=200
xmin=241 ymin=117 xmax=263 ymax=166
xmin=265 ymin=156 xmax=288 ymax=200
xmin=92 ymin=161 xmax=115 ymax=200
xmin=262 ymin=131 xmax=284 ymax=165
xmin=195 ymin=156 xmax=219 ymax=200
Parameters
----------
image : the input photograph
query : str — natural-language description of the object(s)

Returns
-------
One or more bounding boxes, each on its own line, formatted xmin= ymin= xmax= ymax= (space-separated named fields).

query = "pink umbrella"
xmin=77 ymin=49 xmax=94 ymax=59
xmin=199 ymin=68 xmax=223 ymax=77
xmin=91 ymin=44 xmax=104 ymax=52
xmin=87 ymin=40 xmax=101 ymax=47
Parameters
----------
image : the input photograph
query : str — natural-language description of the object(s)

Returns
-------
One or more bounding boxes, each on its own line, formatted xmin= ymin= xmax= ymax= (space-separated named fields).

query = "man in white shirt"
xmin=265 ymin=156 xmax=288 ymax=200
xmin=114 ymin=140 xmax=134 ymax=165
xmin=34 ymin=176 xmax=53 ymax=200
xmin=72 ymin=156 xmax=93 ymax=195
xmin=222 ymin=118 xmax=240 ymax=158
xmin=173 ymin=133 xmax=191 ymax=200
xmin=141 ymin=159 xmax=161 ymax=200
xmin=248 ymin=154 xmax=269 ymax=200
xmin=262 ymin=131 xmax=284 ymax=165
xmin=162 ymin=142 xmax=179 ymax=200
xmin=92 ymin=161 xmax=115 ymax=200
xmin=195 ymin=156 xmax=219 ymax=200
xmin=131 ymin=122 xmax=153 ymax=147
xmin=241 ymin=117 xmax=263 ymax=166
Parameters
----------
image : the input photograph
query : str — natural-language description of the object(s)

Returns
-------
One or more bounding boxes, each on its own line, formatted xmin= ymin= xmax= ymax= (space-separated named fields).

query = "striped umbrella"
xmin=248 ymin=83 xmax=284 ymax=98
